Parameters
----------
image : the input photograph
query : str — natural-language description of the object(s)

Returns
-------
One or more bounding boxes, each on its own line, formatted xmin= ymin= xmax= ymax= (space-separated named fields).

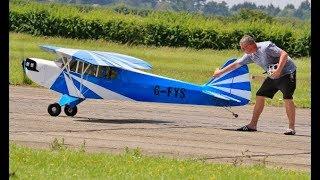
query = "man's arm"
xmin=271 ymin=50 xmax=288 ymax=79
xmin=213 ymin=61 xmax=241 ymax=77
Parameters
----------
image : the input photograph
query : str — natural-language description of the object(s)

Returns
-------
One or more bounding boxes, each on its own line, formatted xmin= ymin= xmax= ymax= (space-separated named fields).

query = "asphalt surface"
xmin=9 ymin=85 xmax=311 ymax=171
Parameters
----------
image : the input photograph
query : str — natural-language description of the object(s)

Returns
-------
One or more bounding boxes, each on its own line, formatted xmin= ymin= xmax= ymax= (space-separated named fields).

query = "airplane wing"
xmin=40 ymin=45 xmax=152 ymax=70
xmin=202 ymin=90 xmax=241 ymax=103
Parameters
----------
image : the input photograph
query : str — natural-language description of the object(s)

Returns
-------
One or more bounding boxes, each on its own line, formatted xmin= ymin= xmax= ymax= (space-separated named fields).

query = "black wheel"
xmin=48 ymin=103 xmax=61 ymax=116
xmin=64 ymin=105 xmax=77 ymax=116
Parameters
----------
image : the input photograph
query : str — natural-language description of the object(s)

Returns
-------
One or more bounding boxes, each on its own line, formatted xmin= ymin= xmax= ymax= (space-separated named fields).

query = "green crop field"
xmin=9 ymin=32 xmax=310 ymax=108
xmin=9 ymin=143 xmax=310 ymax=179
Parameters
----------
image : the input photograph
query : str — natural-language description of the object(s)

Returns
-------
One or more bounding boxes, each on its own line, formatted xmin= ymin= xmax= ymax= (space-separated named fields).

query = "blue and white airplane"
xmin=22 ymin=45 xmax=251 ymax=117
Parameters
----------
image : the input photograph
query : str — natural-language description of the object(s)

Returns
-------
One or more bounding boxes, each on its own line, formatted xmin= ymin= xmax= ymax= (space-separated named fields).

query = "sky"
xmin=208 ymin=0 xmax=310 ymax=9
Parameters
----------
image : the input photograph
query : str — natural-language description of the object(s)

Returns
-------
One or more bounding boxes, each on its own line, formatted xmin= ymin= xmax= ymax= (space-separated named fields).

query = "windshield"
xmin=54 ymin=56 xmax=68 ymax=68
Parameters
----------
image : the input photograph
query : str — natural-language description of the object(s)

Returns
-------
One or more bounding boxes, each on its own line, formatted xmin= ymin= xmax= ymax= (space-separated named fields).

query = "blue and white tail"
xmin=204 ymin=58 xmax=251 ymax=106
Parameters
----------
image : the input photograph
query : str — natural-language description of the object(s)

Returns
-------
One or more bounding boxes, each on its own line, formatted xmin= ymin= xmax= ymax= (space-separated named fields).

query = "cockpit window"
xmin=86 ymin=64 xmax=97 ymax=76
xmin=65 ymin=60 xmax=117 ymax=79
xmin=69 ymin=60 xmax=77 ymax=72
xmin=97 ymin=66 xmax=117 ymax=79
xmin=83 ymin=62 xmax=90 ymax=73
xmin=107 ymin=67 xmax=117 ymax=79
xmin=97 ymin=66 xmax=107 ymax=77
xmin=76 ymin=61 xmax=83 ymax=74
xmin=55 ymin=57 xmax=63 ymax=64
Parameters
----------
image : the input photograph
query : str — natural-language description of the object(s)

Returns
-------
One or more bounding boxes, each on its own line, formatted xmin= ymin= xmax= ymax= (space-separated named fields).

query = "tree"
xmin=299 ymin=0 xmax=311 ymax=11
xmin=294 ymin=0 xmax=311 ymax=19
xmin=257 ymin=5 xmax=267 ymax=12
xmin=166 ymin=0 xmax=204 ymax=12
xmin=284 ymin=4 xmax=295 ymax=9
xmin=193 ymin=0 xmax=206 ymax=12
xmin=264 ymin=4 xmax=281 ymax=16
xmin=125 ymin=0 xmax=158 ymax=8
xmin=79 ymin=0 xmax=116 ymax=5
xmin=203 ymin=1 xmax=229 ymax=16
xmin=232 ymin=9 xmax=273 ymax=22
xmin=154 ymin=1 xmax=173 ymax=11
xmin=278 ymin=4 xmax=296 ymax=17
xmin=230 ymin=2 xmax=257 ymax=12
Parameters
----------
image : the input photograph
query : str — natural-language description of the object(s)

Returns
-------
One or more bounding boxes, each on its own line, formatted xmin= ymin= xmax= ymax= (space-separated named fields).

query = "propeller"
xmin=20 ymin=41 xmax=32 ymax=85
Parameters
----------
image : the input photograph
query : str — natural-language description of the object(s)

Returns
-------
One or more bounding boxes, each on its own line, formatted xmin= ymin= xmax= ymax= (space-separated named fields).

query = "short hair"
xmin=240 ymin=35 xmax=255 ymax=46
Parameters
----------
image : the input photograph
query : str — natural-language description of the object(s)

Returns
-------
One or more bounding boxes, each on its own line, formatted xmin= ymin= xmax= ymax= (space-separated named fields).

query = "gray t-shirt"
xmin=236 ymin=41 xmax=296 ymax=77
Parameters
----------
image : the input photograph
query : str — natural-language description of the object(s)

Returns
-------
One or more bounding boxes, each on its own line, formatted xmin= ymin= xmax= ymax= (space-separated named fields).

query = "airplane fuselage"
xmin=57 ymin=67 xmax=222 ymax=106
xmin=24 ymin=57 xmax=249 ymax=109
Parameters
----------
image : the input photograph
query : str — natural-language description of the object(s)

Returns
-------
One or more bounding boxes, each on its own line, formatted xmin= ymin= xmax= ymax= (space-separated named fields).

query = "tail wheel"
xmin=48 ymin=103 xmax=61 ymax=116
xmin=64 ymin=105 xmax=77 ymax=117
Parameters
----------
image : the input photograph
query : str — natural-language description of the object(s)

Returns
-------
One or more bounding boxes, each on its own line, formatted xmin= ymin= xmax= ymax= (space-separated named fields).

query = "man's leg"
xmin=237 ymin=77 xmax=277 ymax=131
xmin=284 ymin=99 xmax=295 ymax=130
xmin=247 ymin=96 xmax=265 ymax=129
xmin=279 ymin=71 xmax=296 ymax=134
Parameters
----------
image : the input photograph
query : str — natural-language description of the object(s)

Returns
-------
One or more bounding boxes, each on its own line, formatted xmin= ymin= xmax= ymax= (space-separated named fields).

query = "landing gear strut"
xmin=48 ymin=103 xmax=61 ymax=116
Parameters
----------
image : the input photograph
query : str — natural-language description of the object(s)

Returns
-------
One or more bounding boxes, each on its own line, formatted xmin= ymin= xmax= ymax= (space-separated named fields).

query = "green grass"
xmin=9 ymin=143 xmax=310 ymax=179
xmin=9 ymin=32 xmax=310 ymax=108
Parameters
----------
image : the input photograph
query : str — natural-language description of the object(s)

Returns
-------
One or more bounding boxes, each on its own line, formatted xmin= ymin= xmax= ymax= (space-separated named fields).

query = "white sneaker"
xmin=284 ymin=129 xmax=296 ymax=135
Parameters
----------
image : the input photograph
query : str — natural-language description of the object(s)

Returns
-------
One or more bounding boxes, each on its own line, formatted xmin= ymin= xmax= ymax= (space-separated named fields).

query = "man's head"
xmin=240 ymin=35 xmax=257 ymax=54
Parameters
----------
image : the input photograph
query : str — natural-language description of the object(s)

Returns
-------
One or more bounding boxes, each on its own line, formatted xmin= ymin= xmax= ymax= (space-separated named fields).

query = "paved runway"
xmin=9 ymin=86 xmax=311 ymax=171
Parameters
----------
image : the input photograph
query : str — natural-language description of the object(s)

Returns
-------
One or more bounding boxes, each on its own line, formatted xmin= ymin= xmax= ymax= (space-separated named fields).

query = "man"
xmin=213 ymin=35 xmax=297 ymax=135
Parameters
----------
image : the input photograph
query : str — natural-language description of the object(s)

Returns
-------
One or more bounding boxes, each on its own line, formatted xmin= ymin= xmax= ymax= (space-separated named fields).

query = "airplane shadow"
xmin=71 ymin=116 xmax=174 ymax=124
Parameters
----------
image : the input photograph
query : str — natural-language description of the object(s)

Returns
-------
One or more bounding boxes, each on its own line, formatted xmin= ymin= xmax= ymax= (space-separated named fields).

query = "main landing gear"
xmin=47 ymin=103 xmax=78 ymax=117
xmin=47 ymin=94 xmax=84 ymax=117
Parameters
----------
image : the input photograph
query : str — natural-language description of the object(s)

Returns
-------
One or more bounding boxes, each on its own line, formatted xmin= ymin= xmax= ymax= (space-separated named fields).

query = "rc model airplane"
xmin=22 ymin=45 xmax=251 ymax=118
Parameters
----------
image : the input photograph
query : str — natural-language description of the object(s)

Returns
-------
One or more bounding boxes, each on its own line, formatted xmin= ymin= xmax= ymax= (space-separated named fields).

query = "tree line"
xmin=10 ymin=2 xmax=310 ymax=57
xmin=35 ymin=0 xmax=311 ymax=20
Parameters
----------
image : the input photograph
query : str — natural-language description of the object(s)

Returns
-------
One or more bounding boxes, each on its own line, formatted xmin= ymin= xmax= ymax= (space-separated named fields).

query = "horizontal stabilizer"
xmin=202 ymin=90 xmax=241 ymax=102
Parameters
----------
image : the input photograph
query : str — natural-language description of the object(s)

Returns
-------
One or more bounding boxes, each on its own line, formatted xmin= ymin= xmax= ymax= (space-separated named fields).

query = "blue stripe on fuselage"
xmin=69 ymin=72 xmax=102 ymax=99
xmin=50 ymin=72 xmax=69 ymax=95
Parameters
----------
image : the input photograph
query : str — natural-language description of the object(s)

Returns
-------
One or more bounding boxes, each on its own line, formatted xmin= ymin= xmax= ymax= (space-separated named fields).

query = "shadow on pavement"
xmin=72 ymin=116 xmax=174 ymax=124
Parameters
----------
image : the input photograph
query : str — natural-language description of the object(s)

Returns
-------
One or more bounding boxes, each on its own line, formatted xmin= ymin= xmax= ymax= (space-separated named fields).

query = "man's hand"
xmin=269 ymin=50 xmax=287 ymax=79
xmin=213 ymin=61 xmax=240 ymax=78
xmin=270 ymin=69 xmax=281 ymax=79
xmin=213 ymin=68 xmax=222 ymax=77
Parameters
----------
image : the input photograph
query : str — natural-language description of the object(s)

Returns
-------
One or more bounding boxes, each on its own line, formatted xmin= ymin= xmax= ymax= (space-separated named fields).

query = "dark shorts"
xmin=256 ymin=71 xmax=296 ymax=99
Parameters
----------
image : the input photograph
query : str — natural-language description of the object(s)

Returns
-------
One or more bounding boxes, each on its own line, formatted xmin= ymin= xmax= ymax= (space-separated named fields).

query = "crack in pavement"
xmin=204 ymin=152 xmax=310 ymax=160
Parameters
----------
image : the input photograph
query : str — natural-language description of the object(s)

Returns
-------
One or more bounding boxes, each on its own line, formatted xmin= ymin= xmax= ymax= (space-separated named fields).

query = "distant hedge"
xmin=9 ymin=3 xmax=310 ymax=57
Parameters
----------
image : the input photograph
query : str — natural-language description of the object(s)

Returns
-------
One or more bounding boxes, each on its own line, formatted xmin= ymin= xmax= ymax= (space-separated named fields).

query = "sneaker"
xmin=284 ymin=129 xmax=296 ymax=135
xmin=236 ymin=125 xmax=257 ymax=132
